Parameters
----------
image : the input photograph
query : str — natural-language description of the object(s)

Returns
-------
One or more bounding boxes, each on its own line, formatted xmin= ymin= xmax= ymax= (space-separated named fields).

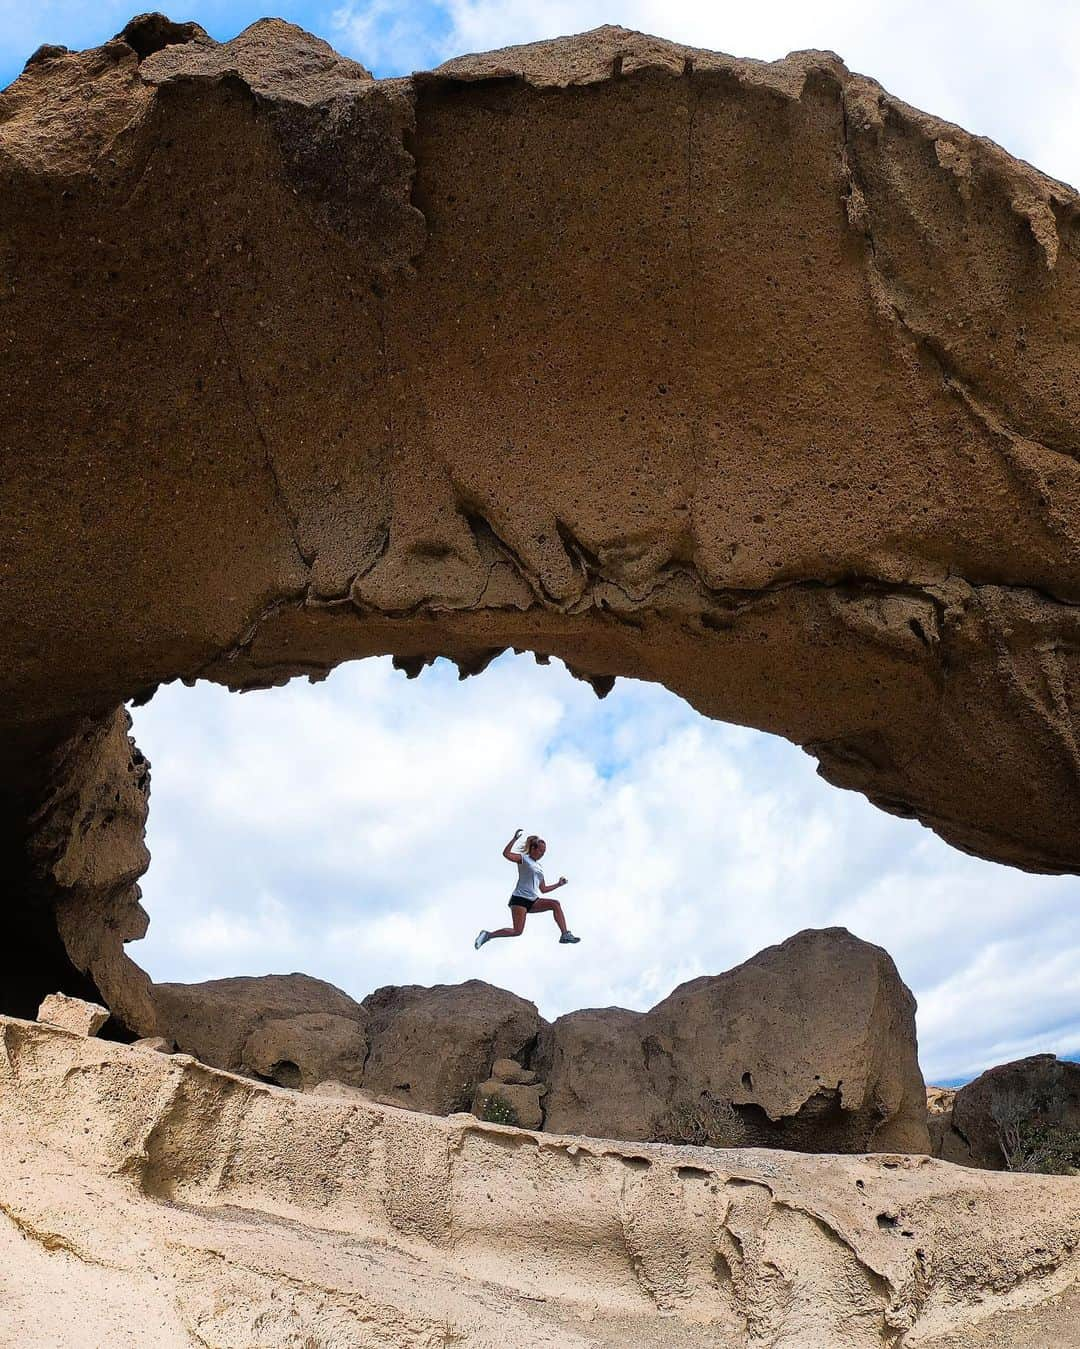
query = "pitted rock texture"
xmin=242 ymin=1011 xmax=369 ymax=1090
xmin=536 ymin=927 xmax=930 ymax=1153
xmin=36 ymin=991 xmax=108 ymax=1037
xmin=361 ymin=979 xmax=543 ymax=1114
xmin=152 ymin=972 xmax=368 ymax=1072
xmin=1 ymin=1014 xmax=1079 ymax=1347
xmin=2 ymin=15 xmax=1080 ymax=1014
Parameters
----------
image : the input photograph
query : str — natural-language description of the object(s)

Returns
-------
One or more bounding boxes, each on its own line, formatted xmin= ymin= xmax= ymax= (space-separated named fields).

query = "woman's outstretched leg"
xmin=475 ymin=906 xmax=527 ymax=948
xmin=531 ymin=899 xmax=580 ymax=943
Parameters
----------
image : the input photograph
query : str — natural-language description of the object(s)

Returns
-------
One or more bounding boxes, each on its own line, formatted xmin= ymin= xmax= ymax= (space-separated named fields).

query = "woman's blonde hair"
xmin=524 ymin=834 xmax=543 ymax=853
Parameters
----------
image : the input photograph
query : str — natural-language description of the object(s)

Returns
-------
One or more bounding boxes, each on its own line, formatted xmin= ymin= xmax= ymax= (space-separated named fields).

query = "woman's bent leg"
xmin=531 ymin=899 xmax=567 ymax=934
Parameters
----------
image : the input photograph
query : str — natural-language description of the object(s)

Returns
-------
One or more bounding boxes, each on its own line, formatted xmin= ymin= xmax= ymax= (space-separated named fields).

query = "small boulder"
xmin=243 ymin=1013 xmax=369 ymax=1092
xmin=491 ymin=1057 xmax=537 ymax=1085
xmin=37 ymin=992 xmax=108 ymax=1037
xmin=473 ymin=1078 xmax=546 ymax=1130
xmin=940 ymin=1055 xmax=1080 ymax=1170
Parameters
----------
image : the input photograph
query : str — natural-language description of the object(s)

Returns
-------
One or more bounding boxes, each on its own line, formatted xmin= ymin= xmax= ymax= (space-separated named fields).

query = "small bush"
xmin=650 ymin=1093 xmax=747 ymax=1149
xmin=991 ymin=1084 xmax=1080 ymax=1175
xmin=480 ymin=1094 xmax=519 ymax=1127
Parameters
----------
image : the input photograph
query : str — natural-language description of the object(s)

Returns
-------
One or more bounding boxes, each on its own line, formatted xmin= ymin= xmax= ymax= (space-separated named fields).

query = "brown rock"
xmin=36 ymin=991 xmax=108 ymax=1037
xmin=243 ymin=1013 xmax=368 ymax=1091
xmin=472 ymin=1078 xmax=545 ymax=1130
xmin=536 ymin=928 xmax=929 ymax=1152
xmin=361 ymin=980 xmax=541 ymax=1114
xmin=941 ymin=1055 xmax=1080 ymax=1170
xmin=2 ymin=21 xmax=1080 ymax=1019
xmin=151 ymin=973 xmax=367 ymax=1074
xmin=491 ymin=1057 xmax=538 ymax=1085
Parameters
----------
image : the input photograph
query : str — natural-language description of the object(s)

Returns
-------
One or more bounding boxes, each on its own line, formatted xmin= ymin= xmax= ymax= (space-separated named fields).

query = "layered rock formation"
xmin=537 ymin=927 xmax=930 ymax=1152
xmin=2 ymin=1012 xmax=1079 ymax=1347
xmin=2 ymin=16 xmax=1080 ymax=1020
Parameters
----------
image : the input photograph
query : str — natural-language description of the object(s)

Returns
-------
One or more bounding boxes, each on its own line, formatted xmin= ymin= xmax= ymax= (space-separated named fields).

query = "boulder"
xmin=491 ymin=1057 xmax=537 ymax=1085
xmin=472 ymin=1078 xmax=546 ymax=1131
xmin=937 ymin=1055 xmax=1080 ymax=1171
xmin=36 ymin=992 xmax=109 ymax=1037
xmin=535 ymin=928 xmax=929 ymax=1153
xmin=151 ymin=974 xmax=367 ymax=1074
xmin=361 ymin=980 xmax=541 ymax=1115
xmin=243 ymin=1013 xmax=368 ymax=1091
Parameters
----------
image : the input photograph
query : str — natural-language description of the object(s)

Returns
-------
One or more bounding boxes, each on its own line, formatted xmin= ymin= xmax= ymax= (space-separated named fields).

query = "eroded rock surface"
xmin=2 ymin=16 xmax=1080 ymax=1018
xmin=361 ymin=979 xmax=542 ymax=1114
xmin=1 ymin=1014 xmax=1078 ymax=1347
xmin=152 ymin=972 xmax=368 ymax=1073
xmin=537 ymin=927 xmax=930 ymax=1152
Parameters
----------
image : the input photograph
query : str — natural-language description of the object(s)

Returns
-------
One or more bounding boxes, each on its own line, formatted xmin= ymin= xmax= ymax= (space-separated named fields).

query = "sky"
xmin=4 ymin=2 xmax=1080 ymax=1085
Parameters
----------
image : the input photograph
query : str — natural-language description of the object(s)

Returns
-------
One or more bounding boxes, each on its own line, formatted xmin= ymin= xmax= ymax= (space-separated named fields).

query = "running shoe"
xmin=559 ymin=931 xmax=581 ymax=944
xmin=474 ymin=930 xmax=490 ymax=949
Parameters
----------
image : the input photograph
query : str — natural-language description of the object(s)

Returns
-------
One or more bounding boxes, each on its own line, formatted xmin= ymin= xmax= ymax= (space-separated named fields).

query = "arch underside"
xmin=1 ymin=19 xmax=1079 ymax=1025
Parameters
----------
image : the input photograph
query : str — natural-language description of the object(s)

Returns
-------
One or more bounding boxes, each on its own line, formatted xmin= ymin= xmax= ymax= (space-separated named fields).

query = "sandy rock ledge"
xmin=0 ymin=1015 xmax=1078 ymax=1347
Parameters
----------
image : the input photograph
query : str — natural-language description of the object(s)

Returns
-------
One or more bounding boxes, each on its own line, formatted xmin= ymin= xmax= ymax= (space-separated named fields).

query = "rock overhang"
xmin=1 ymin=14 xmax=1079 ymax=1018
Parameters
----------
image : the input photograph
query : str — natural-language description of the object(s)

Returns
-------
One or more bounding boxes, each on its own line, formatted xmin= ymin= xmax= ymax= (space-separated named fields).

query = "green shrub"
xmin=650 ymin=1093 xmax=747 ymax=1149
xmin=991 ymin=1085 xmax=1080 ymax=1175
xmin=479 ymin=1094 xmax=519 ymax=1127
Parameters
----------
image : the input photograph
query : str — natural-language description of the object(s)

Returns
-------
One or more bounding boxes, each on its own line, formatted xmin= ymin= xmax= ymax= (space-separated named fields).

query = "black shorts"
xmin=509 ymin=895 xmax=538 ymax=910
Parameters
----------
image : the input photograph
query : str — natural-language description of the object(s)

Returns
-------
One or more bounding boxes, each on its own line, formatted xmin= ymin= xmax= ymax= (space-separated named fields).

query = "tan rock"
xmin=926 ymin=1085 xmax=957 ymax=1115
xmin=242 ymin=1013 xmax=368 ymax=1091
xmin=151 ymin=973 xmax=367 ymax=1073
xmin=4 ymin=20 xmax=1080 ymax=1021
xmin=2 ymin=1012 xmax=1079 ymax=1348
xmin=36 ymin=992 xmax=108 ymax=1037
xmin=131 ymin=1036 xmax=175 ymax=1054
xmin=536 ymin=928 xmax=930 ymax=1153
xmin=362 ymin=981 xmax=541 ymax=1114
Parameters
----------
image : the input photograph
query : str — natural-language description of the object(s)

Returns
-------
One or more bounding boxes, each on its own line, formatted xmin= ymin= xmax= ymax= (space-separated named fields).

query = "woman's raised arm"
xmin=503 ymin=828 xmax=524 ymax=862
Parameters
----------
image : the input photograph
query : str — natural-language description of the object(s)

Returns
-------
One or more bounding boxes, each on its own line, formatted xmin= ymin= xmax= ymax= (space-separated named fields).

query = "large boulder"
xmin=536 ymin=928 xmax=929 ymax=1152
xmin=936 ymin=1055 xmax=1080 ymax=1171
xmin=151 ymin=973 xmax=368 ymax=1075
xmin=361 ymin=980 xmax=542 ymax=1115
xmin=242 ymin=1012 xmax=369 ymax=1090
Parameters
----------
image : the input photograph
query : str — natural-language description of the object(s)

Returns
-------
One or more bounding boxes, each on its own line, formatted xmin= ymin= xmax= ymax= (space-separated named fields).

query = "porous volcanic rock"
xmin=2 ymin=1013 xmax=1080 ymax=1347
xmin=361 ymin=980 xmax=542 ymax=1114
xmin=536 ymin=928 xmax=930 ymax=1153
xmin=2 ymin=18 xmax=1080 ymax=1021
xmin=36 ymin=992 xmax=109 ymax=1037
xmin=937 ymin=1054 xmax=1080 ymax=1170
xmin=242 ymin=1011 xmax=369 ymax=1090
xmin=472 ymin=1076 xmax=547 ymax=1130
xmin=152 ymin=973 xmax=368 ymax=1074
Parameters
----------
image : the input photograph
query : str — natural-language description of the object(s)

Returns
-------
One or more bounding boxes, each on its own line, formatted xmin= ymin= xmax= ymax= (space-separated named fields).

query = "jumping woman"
xmin=474 ymin=829 xmax=581 ymax=949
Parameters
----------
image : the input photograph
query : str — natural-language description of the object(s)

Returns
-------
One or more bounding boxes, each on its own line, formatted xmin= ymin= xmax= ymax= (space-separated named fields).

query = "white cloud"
xmin=132 ymin=653 xmax=1080 ymax=1083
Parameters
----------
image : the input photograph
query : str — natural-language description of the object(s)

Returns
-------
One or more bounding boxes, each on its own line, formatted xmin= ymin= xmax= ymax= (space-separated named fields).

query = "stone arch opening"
xmin=2 ymin=21 xmax=1079 ymax=1034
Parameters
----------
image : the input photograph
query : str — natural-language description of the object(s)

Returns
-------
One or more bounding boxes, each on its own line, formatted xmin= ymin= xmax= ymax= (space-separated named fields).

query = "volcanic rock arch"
xmin=2 ymin=17 xmax=1080 ymax=1029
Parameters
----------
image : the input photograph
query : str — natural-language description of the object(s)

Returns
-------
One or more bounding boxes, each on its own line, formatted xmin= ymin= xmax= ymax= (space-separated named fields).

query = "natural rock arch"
xmin=2 ymin=17 xmax=1079 ymax=1029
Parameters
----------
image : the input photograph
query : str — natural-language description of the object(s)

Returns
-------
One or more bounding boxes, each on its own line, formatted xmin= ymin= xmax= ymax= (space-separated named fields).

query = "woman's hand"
xmin=557 ymin=876 xmax=568 ymax=887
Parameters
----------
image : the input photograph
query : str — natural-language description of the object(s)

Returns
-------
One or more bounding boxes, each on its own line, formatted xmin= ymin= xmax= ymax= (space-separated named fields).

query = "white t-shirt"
xmin=512 ymin=852 xmax=545 ymax=900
